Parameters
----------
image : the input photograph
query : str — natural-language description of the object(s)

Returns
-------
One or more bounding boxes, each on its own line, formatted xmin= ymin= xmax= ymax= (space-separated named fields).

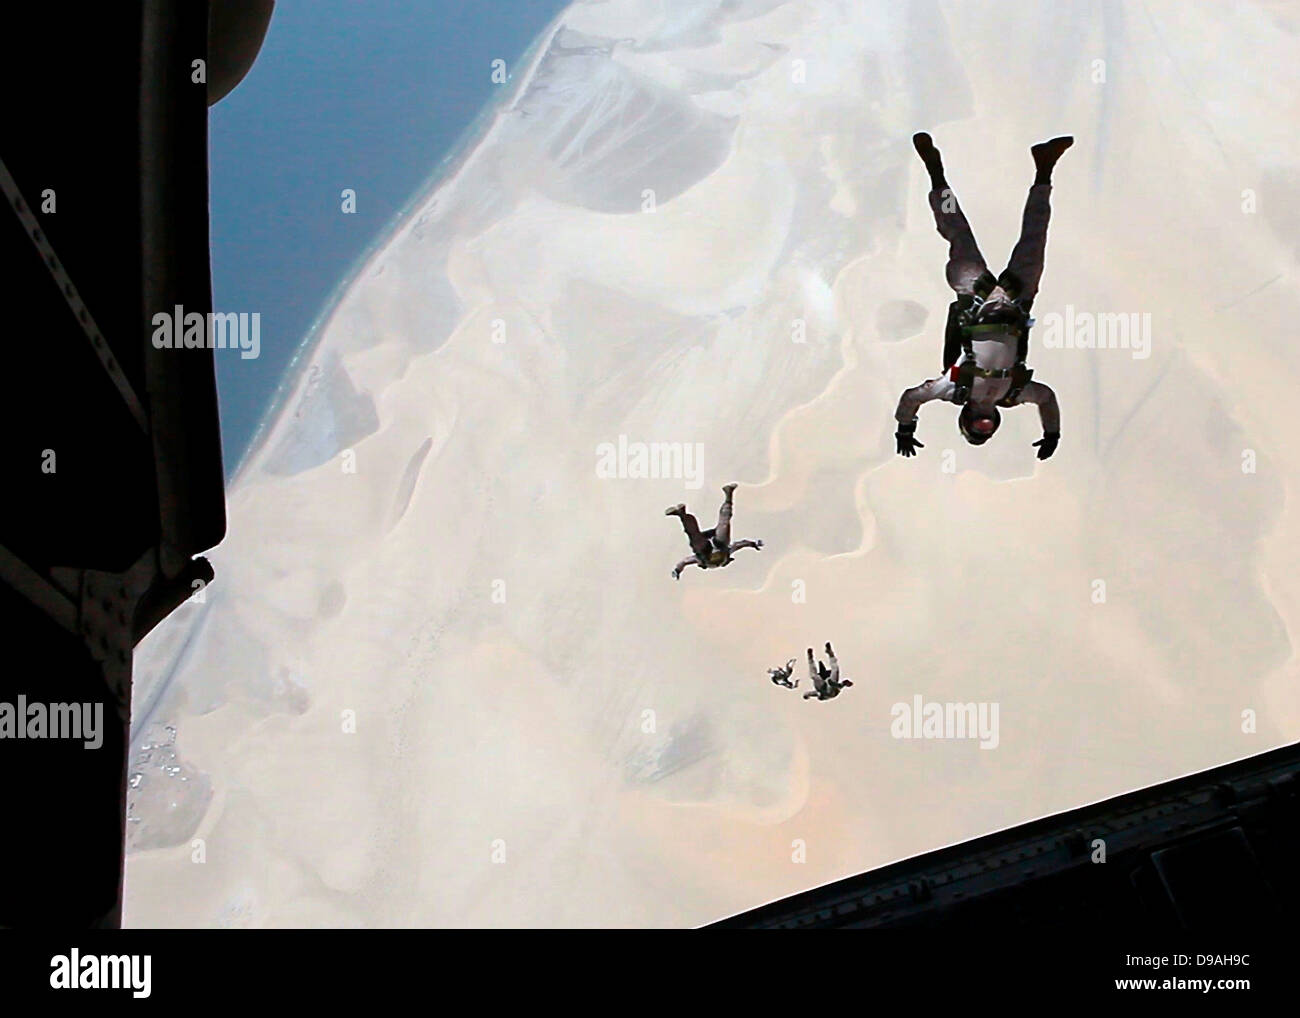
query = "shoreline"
xmin=131 ymin=6 xmax=577 ymax=743
xmin=231 ymin=5 xmax=574 ymax=483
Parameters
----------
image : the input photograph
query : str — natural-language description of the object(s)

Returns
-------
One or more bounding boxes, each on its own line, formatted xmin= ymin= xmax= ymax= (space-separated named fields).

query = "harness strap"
xmin=999 ymin=363 xmax=1034 ymax=405
xmin=949 ymin=364 xmax=1014 ymax=381
xmin=950 ymin=360 xmax=976 ymax=403
xmin=950 ymin=361 xmax=1034 ymax=405
xmin=946 ymin=273 xmax=1035 ymax=404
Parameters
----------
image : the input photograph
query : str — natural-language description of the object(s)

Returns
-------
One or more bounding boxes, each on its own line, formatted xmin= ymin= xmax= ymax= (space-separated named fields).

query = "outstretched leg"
xmin=806 ymin=647 xmax=827 ymax=697
xmin=824 ymin=642 xmax=840 ymax=685
xmin=914 ymin=133 xmax=991 ymax=297
xmin=998 ymin=137 xmax=1072 ymax=306
xmin=666 ymin=503 xmax=710 ymax=557
xmin=714 ymin=483 xmax=736 ymax=547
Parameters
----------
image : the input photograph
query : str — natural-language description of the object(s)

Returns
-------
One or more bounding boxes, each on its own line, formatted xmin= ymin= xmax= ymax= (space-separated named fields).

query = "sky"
xmin=209 ymin=0 xmax=568 ymax=473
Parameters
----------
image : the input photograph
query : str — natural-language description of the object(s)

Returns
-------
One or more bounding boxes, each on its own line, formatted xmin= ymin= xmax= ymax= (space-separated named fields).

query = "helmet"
xmin=958 ymin=404 xmax=1001 ymax=445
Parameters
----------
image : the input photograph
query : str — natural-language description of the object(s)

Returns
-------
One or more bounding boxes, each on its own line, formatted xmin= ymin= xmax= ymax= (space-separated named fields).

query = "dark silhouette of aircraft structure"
xmin=1 ymin=0 xmax=272 ymax=927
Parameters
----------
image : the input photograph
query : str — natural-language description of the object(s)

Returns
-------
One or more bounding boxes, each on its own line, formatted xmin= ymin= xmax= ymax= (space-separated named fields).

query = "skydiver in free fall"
xmin=666 ymin=483 xmax=764 ymax=580
xmin=803 ymin=643 xmax=853 ymax=701
xmin=894 ymin=133 xmax=1073 ymax=460
xmin=768 ymin=658 xmax=799 ymax=689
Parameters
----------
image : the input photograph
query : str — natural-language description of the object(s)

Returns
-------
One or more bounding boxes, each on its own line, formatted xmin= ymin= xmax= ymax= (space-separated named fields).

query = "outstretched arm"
xmin=895 ymin=376 xmax=956 ymax=424
xmin=1017 ymin=380 xmax=1060 ymax=458
xmin=728 ymin=539 xmax=763 ymax=554
xmin=672 ymin=557 xmax=700 ymax=580
xmin=895 ymin=376 xmax=956 ymax=457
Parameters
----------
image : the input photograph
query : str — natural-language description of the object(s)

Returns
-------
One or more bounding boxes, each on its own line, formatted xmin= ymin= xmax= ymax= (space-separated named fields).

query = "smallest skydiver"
xmin=768 ymin=658 xmax=799 ymax=689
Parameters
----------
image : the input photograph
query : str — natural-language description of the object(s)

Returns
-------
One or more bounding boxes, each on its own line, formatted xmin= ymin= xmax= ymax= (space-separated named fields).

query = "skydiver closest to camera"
xmin=666 ymin=483 xmax=764 ymax=580
xmin=895 ymin=132 xmax=1071 ymax=461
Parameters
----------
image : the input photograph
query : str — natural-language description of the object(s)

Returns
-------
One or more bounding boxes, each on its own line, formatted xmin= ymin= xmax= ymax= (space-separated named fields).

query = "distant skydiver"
xmin=768 ymin=658 xmax=799 ymax=689
xmin=895 ymin=133 xmax=1071 ymax=461
xmin=802 ymin=643 xmax=853 ymax=701
xmin=666 ymin=483 xmax=764 ymax=580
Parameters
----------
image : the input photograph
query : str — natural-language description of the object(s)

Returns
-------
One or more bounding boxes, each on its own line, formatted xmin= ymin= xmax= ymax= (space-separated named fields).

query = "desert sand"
xmin=125 ymin=0 xmax=1300 ymax=927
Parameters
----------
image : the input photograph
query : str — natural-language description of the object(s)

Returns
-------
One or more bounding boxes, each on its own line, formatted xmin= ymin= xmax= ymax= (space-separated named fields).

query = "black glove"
xmin=895 ymin=420 xmax=924 ymax=458
xmin=1033 ymin=432 xmax=1060 ymax=460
